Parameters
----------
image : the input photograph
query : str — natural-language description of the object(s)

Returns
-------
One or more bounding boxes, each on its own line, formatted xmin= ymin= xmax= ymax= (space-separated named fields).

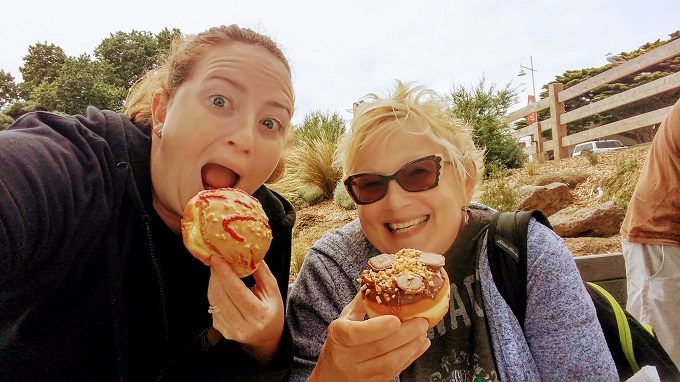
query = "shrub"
xmin=478 ymin=179 xmax=519 ymax=212
xmin=535 ymin=152 xmax=547 ymax=164
xmin=485 ymin=160 xmax=510 ymax=179
xmin=526 ymin=160 xmax=540 ymax=176
xmin=583 ymin=150 xmax=599 ymax=165
xmin=270 ymin=111 xmax=346 ymax=208
xmin=603 ymin=158 xmax=640 ymax=210
xmin=299 ymin=185 xmax=324 ymax=206
xmin=448 ymin=77 xmax=526 ymax=171
xmin=294 ymin=111 xmax=345 ymax=142
xmin=333 ymin=180 xmax=356 ymax=210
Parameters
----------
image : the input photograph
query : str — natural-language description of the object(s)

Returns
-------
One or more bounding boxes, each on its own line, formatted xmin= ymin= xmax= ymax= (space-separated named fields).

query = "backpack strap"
xmin=587 ymin=281 xmax=641 ymax=373
xmin=486 ymin=210 xmax=552 ymax=330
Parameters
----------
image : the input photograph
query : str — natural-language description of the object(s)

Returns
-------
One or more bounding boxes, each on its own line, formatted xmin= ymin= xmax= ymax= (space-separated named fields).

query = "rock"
xmin=549 ymin=201 xmax=625 ymax=237
xmin=518 ymin=182 xmax=573 ymax=216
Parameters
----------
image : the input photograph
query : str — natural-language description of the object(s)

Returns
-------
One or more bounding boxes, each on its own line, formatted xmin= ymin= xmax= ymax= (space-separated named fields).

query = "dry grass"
xmin=271 ymin=136 xmax=342 ymax=208
xmin=526 ymin=160 xmax=540 ymax=176
xmin=290 ymin=200 xmax=357 ymax=280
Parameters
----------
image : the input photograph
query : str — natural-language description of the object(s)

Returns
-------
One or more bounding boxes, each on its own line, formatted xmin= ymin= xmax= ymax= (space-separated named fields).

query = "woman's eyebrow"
xmin=205 ymin=75 xmax=292 ymax=117
xmin=205 ymin=75 xmax=245 ymax=92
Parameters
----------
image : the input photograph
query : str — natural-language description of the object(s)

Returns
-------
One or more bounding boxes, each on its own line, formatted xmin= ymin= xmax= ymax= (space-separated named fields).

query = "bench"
xmin=574 ymin=252 xmax=627 ymax=306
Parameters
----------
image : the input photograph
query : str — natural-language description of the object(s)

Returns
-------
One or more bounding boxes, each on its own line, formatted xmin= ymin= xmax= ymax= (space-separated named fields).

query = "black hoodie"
xmin=0 ymin=107 xmax=295 ymax=381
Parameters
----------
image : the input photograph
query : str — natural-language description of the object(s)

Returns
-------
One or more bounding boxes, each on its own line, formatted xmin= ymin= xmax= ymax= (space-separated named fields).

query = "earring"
xmin=461 ymin=206 xmax=470 ymax=225
xmin=153 ymin=125 xmax=163 ymax=138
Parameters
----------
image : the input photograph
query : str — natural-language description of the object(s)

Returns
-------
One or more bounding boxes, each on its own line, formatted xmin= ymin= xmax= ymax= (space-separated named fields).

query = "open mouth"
xmin=201 ymin=163 xmax=241 ymax=190
xmin=386 ymin=216 xmax=429 ymax=233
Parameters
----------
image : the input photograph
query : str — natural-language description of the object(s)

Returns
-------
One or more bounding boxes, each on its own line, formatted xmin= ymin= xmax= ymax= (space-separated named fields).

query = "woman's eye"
xmin=209 ymin=95 xmax=229 ymax=108
xmin=261 ymin=118 xmax=282 ymax=130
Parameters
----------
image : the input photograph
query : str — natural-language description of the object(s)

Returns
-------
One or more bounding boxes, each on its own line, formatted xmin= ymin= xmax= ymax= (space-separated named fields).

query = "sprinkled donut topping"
xmin=368 ymin=254 xmax=396 ymax=271
xmin=358 ymin=248 xmax=446 ymax=308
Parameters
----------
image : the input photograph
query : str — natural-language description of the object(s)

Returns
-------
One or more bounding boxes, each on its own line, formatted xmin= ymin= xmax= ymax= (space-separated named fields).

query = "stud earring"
xmin=153 ymin=125 xmax=163 ymax=138
xmin=461 ymin=206 xmax=470 ymax=225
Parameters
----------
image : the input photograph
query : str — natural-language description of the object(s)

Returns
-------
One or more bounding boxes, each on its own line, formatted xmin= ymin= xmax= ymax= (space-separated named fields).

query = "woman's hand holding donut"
xmin=207 ymin=256 xmax=284 ymax=366
xmin=309 ymin=291 xmax=431 ymax=382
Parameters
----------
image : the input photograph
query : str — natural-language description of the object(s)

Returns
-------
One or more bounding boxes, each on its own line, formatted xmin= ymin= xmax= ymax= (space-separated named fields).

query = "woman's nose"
xmin=226 ymin=117 xmax=256 ymax=154
xmin=381 ymin=179 xmax=409 ymax=208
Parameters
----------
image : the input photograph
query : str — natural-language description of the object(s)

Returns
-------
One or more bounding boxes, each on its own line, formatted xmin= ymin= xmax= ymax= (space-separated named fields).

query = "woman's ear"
xmin=463 ymin=161 xmax=479 ymax=202
xmin=265 ymin=158 xmax=286 ymax=184
xmin=151 ymin=90 xmax=168 ymax=128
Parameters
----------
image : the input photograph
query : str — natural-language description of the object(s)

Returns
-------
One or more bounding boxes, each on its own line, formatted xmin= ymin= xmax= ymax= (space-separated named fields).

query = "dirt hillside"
xmin=290 ymin=144 xmax=651 ymax=280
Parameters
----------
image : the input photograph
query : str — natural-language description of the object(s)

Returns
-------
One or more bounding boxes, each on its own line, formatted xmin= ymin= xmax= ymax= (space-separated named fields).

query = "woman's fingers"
xmin=249 ymin=260 xmax=281 ymax=300
xmin=210 ymin=256 xmax=261 ymax=312
xmin=207 ymin=255 xmax=284 ymax=347
xmin=358 ymin=317 xmax=429 ymax=359
xmin=319 ymin=315 xmax=431 ymax=381
xmin=339 ymin=290 xmax=369 ymax=321
xmin=356 ymin=330 xmax=431 ymax=380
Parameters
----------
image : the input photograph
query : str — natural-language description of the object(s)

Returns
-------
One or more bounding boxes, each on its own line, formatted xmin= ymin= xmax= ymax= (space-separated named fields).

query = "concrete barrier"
xmin=574 ymin=253 xmax=627 ymax=305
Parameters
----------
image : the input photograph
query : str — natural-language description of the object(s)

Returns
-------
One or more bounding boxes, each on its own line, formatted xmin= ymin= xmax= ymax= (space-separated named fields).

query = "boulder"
xmin=518 ymin=182 xmax=573 ymax=216
xmin=549 ymin=201 xmax=625 ymax=237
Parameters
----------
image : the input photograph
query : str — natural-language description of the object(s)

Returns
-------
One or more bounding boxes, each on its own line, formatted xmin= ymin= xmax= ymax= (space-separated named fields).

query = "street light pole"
xmin=518 ymin=55 xmax=537 ymax=100
xmin=517 ymin=56 xmax=540 ymax=159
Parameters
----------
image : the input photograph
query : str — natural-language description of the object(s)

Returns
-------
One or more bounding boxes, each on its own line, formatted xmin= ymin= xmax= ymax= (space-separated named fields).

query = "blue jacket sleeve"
xmin=286 ymin=230 xmax=361 ymax=382
xmin=523 ymin=220 xmax=618 ymax=381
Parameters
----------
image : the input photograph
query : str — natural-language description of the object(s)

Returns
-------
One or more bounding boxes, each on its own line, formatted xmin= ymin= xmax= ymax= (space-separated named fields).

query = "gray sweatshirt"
xmin=286 ymin=212 xmax=618 ymax=381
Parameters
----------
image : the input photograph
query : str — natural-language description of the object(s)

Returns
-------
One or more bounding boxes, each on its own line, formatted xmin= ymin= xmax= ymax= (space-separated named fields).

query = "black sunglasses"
xmin=344 ymin=155 xmax=443 ymax=205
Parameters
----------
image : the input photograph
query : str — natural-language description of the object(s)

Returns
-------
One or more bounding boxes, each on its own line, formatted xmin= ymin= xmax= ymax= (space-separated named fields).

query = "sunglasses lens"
xmin=350 ymin=175 xmax=387 ymax=204
xmin=397 ymin=158 xmax=439 ymax=191
xmin=346 ymin=156 xmax=442 ymax=204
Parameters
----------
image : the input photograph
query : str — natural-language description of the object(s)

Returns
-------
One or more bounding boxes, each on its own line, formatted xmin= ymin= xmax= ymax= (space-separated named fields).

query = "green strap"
xmin=586 ymin=282 xmax=640 ymax=373
xmin=642 ymin=322 xmax=655 ymax=336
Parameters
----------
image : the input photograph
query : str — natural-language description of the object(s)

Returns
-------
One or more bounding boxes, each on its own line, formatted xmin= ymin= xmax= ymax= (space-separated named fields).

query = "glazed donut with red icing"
xmin=181 ymin=187 xmax=272 ymax=277
xmin=359 ymin=248 xmax=450 ymax=329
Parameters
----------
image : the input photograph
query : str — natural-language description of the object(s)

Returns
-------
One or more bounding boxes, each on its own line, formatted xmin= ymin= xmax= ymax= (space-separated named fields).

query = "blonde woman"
xmin=287 ymin=81 xmax=617 ymax=381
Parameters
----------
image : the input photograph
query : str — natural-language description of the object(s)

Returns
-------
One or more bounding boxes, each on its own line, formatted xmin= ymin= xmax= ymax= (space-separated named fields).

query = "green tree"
xmin=19 ymin=42 xmax=67 ymax=99
xmin=95 ymin=28 xmax=181 ymax=88
xmin=32 ymin=55 xmax=126 ymax=115
xmin=0 ymin=113 xmax=14 ymax=130
xmin=448 ymin=77 xmax=526 ymax=174
xmin=156 ymin=27 xmax=183 ymax=53
xmin=2 ymin=100 xmax=43 ymax=119
xmin=0 ymin=70 xmax=19 ymax=109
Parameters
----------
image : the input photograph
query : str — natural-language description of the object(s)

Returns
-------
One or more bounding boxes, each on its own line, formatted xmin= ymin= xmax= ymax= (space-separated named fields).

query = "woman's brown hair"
xmin=123 ymin=24 xmax=292 ymax=126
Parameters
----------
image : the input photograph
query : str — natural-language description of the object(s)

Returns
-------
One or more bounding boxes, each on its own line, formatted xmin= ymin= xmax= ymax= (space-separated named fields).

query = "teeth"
xmin=388 ymin=216 xmax=428 ymax=232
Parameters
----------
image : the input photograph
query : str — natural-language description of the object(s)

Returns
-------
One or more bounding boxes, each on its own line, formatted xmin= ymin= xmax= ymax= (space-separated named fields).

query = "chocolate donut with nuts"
xmin=358 ymin=248 xmax=450 ymax=328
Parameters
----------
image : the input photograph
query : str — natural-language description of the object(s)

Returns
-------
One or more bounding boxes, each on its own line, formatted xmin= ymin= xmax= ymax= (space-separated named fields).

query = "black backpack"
xmin=486 ymin=210 xmax=679 ymax=381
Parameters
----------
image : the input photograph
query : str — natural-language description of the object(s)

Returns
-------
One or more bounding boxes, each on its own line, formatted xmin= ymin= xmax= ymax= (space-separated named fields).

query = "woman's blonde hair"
xmin=336 ymin=80 xmax=485 ymax=190
xmin=123 ymin=24 xmax=293 ymax=126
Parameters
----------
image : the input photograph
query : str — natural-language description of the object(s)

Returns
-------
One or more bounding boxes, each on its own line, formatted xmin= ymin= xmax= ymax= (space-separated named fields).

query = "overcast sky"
xmin=2 ymin=0 xmax=678 ymax=125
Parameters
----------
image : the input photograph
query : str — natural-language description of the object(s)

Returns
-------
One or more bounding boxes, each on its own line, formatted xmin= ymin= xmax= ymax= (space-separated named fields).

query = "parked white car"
xmin=572 ymin=140 xmax=626 ymax=157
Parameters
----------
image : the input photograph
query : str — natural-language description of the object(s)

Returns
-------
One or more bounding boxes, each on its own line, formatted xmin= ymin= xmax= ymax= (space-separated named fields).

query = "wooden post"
xmin=534 ymin=121 xmax=543 ymax=158
xmin=548 ymin=83 xmax=568 ymax=160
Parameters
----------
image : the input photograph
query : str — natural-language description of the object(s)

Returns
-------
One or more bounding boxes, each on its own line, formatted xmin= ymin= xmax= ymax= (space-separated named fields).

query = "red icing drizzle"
xmin=193 ymin=189 xmax=270 ymax=244
xmin=222 ymin=216 xmax=257 ymax=242
xmin=195 ymin=191 xmax=229 ymax=206
xmin=235 ymin=200 xmax=252 ymax=209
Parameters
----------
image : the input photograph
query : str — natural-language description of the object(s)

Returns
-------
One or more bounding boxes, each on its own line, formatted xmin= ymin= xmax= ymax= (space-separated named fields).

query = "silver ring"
xmin=208 ymin=304 xmax=221 ymax=314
